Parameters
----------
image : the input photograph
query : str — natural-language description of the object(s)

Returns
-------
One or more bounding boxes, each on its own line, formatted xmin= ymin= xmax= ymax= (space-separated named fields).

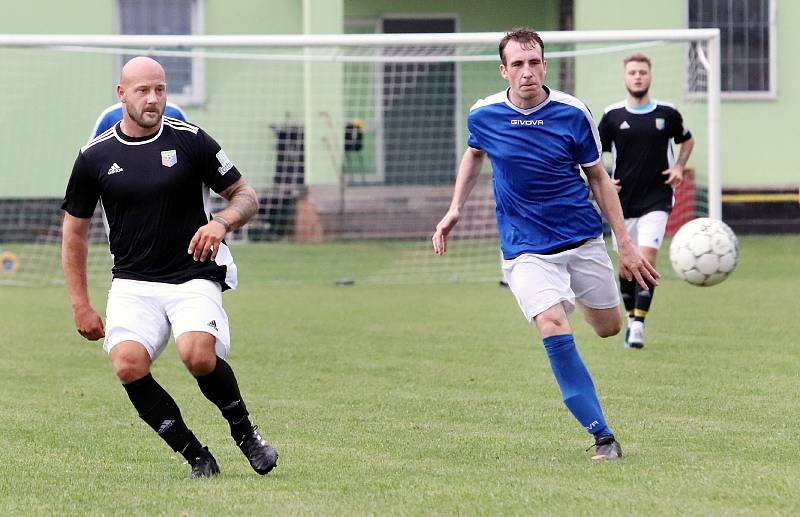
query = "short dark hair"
xmin=623 ymin=53 xmax=651 ymax=68
xmin=499 ymin=27 xmax=545 ymax=65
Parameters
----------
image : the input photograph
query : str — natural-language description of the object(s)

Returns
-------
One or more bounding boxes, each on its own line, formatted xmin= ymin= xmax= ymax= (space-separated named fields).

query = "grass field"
xmin=1 ymin=235 xmax=799 ymax=516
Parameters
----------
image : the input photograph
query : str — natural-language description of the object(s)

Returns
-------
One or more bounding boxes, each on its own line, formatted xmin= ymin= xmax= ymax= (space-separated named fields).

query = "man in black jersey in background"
xmin=62 ymin=56 xmax=277 ymax=478
xmin=598 ymin=53 xmax=694 ymax=349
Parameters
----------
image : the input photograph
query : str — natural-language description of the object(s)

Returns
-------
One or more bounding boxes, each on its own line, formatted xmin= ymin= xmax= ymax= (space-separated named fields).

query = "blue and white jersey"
xmin=467 ymin=86 xmax=604 ymax=259
xmin=89 ymin=101 xmax=187 ymax=141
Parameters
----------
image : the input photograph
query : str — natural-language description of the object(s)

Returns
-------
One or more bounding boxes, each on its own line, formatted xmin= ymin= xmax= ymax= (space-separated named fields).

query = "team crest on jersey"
xmin=161 ymin=150 xmax=177 ymax=167
xmin=216 ymin=149 xmax=234 ymax=175
xmin=655 ymin=118 xmax=665 ymax=130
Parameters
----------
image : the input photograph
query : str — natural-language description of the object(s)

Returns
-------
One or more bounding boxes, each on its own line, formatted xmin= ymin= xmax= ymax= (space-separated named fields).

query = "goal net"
xmin=0 ymin=30 xmax=719 ymax=285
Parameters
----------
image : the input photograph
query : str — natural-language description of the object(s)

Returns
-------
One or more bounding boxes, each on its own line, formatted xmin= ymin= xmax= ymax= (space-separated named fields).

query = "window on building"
xmin=688 ymin=0 xmax=775 ymax=97
xmin=118 ymin=0 xmax=204 ymax=105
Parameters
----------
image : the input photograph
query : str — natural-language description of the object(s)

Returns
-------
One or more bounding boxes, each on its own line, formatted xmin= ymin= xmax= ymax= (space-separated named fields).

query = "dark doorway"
xmin=381 ymin=17 xmax=457 ymax=185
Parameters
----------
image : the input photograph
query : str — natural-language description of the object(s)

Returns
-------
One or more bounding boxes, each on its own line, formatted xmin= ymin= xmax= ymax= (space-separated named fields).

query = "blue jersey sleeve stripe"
xmin=550 ymin=90 xmax=602 ymax=156
xmin=580 ymin=157 xmax=602 ymax=168
xmin=469 ymin=90 xmax=507 ymax=112
xmin=165 ymin=101 xmax=187 ymax=121
xmin=89 ymin=103 xmax=123 ymax=142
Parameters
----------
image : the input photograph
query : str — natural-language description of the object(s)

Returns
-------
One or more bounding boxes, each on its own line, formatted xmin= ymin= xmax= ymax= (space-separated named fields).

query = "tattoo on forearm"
xmin=229 ymin=189 xmax=258 ymax=224
xmin=218 ymin=181 xmax=258 ymax=228
xmin=213 ymin=214 xmax=232 ymax=232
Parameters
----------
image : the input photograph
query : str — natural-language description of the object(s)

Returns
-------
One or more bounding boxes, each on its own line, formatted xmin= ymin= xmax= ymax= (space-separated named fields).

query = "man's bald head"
xmin=117 ymin=56 xmax=167 ymax=137
xmin=119 ymin=56 xmax=166 ymax=87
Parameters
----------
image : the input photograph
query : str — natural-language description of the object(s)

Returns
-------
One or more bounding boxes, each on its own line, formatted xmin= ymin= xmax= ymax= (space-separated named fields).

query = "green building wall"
xmin=575 ymin=0 xmax=797 ymax=187
xmin=3 ymin=0 xmax=791 ymax=199
xmin=344 ymin=0 xmax=560 ymax=33
xmin=0 ymin=0 xmax=563 ymax=198
xmin=0 ymin=0 xmax=339 ymax=198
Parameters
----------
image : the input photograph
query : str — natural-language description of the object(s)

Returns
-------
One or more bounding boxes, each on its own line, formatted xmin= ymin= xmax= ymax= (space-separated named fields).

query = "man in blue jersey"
xmin=598 ymin=53 xmax=695 ymax=349
xmin=432 ymin=28 xmax=658 ymax=460
xmin=89 ymin=99 xmax=187 ymax=141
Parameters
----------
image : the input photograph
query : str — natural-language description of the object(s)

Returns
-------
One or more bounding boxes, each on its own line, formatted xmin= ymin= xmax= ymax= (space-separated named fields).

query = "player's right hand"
xmin=612 ymin=178 xmax=622 ymax=193
xmin=432 ymin=209 xmax=460 ymax=255
xmin=617 ymin=239 xmax=660 ymax=290
xmin=188 ymin=220 xmax=227 ymax=262
xmin=662 ymin=165 xmax=684 ymax=186
xmin=72 ymin=305 xmax=105 ymax=341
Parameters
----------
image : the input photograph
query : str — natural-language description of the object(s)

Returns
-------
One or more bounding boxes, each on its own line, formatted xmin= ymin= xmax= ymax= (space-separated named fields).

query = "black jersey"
xmin=62 ymin=117 xmax=242 ymax=289
xmin=598 ymin=100 xmax=692 ymax=218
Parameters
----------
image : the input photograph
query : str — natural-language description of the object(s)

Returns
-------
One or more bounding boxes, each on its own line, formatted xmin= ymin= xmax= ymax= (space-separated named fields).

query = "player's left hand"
xmin=617 ymin=239 xmax=660 ymax=290
xmin=432 ymin=209 xmax=460 ymax=255
xmin=662 ymin=165 xmax=684 ymax=186
xmin=188 ymin=220 xmax=227 ymax=262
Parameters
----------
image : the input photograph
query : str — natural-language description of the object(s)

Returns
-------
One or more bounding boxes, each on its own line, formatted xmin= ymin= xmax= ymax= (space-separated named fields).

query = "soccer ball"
xmin=669 ymin=218 xmax=739 ymax=286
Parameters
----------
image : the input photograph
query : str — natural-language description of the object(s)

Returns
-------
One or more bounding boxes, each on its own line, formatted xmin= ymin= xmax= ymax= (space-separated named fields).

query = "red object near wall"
xmin=665 ymin=168 xmax=696 ymax=236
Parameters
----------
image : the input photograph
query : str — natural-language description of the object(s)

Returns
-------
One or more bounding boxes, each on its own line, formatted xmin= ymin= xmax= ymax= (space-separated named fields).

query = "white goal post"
xmin=0 ymin=29 xmax=720 ymax=285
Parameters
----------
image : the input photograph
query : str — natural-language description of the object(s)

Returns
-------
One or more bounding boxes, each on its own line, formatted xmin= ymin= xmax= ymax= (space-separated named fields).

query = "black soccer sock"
xmin=634 ymin=281 xmax=657 ymax=322
xmin=123 ymin=373 xmax=204 ymax=462
xmin=619 ymin=275 xmax=636 ymax=318
xmin=195 ymin=356 xmax=252 ymax=441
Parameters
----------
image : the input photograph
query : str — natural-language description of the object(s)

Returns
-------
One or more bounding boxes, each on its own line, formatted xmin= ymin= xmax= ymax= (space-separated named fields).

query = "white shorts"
xmin=612 ymin=210 xmax=669 ymax=251
xmin=104 ymin=278 xmax=231 ymax=360
xmin=502 ymin=237 xmax=620 ymax=322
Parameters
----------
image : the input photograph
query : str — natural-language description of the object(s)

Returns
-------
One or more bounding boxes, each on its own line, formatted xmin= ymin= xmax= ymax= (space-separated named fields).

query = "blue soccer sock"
xmin=543 ymin=334 xmax=612 ymax=438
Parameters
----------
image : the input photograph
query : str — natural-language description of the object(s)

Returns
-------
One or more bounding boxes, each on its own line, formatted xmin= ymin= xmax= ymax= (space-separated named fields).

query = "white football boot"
xmin=627 ymin=320 xmax=645 ymax=349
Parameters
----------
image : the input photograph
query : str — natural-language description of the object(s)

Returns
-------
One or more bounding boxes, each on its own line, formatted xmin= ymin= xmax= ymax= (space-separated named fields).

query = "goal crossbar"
xmin=0 ymin=29 xmax=720 ymax=48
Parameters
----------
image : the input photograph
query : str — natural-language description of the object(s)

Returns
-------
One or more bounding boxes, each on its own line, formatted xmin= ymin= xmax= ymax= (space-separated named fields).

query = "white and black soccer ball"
xmin=669 ymin=217 xmax=739 ymax=286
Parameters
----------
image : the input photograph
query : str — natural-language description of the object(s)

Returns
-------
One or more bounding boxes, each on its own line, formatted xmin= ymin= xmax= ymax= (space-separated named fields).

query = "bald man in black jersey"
xmin=598 ymin=53 xmax=695 ymax=349
xmin=62 ymin=56 xmax=278 ymax=478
